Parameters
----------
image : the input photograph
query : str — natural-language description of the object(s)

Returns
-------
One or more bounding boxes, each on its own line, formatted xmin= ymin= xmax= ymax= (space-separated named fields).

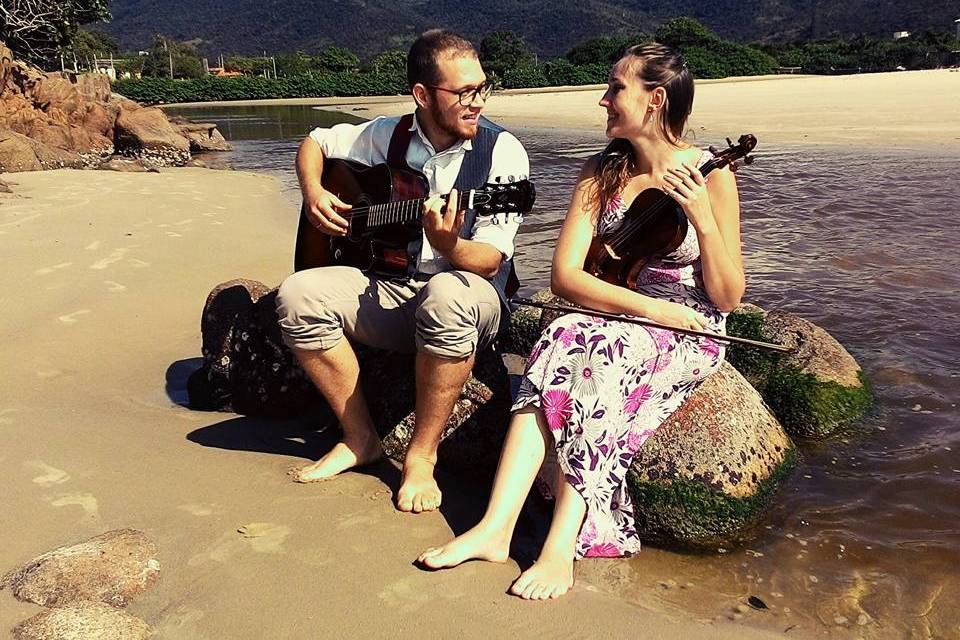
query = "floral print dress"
xmin=512 ymin=151 xmax=727 ymax=558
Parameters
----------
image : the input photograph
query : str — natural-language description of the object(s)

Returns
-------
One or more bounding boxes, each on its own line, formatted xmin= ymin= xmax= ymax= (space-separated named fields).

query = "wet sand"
xmin=0 ymin=169 xmax=784 ymax=638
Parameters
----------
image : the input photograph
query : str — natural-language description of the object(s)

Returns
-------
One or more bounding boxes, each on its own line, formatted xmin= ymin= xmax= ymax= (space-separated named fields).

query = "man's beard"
xmin=429 ymin=102 xmax=478 ymax=141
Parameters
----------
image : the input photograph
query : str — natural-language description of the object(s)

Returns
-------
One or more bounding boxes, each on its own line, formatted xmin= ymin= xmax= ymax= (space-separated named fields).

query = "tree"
xmin=566 ymin=35 xmax=650 ymax=66
xmin=141 ymin=35 xmax=203 ymax=80
xmin=654 ymin=17 xmax=719 ymax=50
xmin=367 ymin=48 xmax=406 ymax=75
xmin=68 ymin=28 xmax=118 ymax=63
xmin=480 ymin=31 xmax=535 ymax=79
xmin=0 ymin=0 xmax=110 ymax=68
xmin=315 ymin=46 xmax=359 ymax=72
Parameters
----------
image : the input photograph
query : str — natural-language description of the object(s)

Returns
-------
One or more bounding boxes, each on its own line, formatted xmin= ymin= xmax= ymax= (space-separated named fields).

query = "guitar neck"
xmin=357 ymin=190 xmax=469 ymax=230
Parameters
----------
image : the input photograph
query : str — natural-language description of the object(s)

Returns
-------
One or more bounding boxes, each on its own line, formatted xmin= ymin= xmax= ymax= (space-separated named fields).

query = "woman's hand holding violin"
xmin=661 ymin=161 xmax=717 ymax=232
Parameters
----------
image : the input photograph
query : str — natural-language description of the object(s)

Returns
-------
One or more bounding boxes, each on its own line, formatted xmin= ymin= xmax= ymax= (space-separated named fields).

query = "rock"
xmin=169 ymin=118 xmax=232 ymax=153
xmin=375 ymin=346 xmax=512 ymax=483
xmin=114 ymin=105 xmax=190 ymax=166
xmin=98 ymin=157 xmax=156 ymax=173
xmin=498 ymin=288 xmax=557 ymax=356
xmin=1 ymin=529 xmax=160 ymax=608
xmin=12 ymin=602 xmax=150 ymax=640
xmin=189 ymin=278 xmax=513 ymax=481
xmin=727 ymin=304 xmax=871 ymax=438
xmin=628 ymin=361 xmax=796 ymax=549
xmin=0 ymin=129 xmax=83 ymax=172
xmin=0 ymin=178 xmax=12 ymax=193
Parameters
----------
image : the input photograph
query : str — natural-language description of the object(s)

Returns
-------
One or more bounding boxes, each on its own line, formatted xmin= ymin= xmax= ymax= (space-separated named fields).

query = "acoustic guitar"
xmin=294 ymin=158 xmax=536 ymax=277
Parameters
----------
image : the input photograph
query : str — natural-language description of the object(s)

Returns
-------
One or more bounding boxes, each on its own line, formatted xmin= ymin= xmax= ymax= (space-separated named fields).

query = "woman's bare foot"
xmin=396 ymin=453 xmax=442 ymax=512
xmin=509 ymin=552 xmax=574 ymax=600
xmin=417 ymin=524 xmax=511 ymax=569
xmin=288 ymin=433 xmax=383 ymax=483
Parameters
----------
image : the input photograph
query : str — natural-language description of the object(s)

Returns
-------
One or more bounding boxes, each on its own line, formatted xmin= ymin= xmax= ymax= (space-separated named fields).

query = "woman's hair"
xmin=594 ymin=43 xmax=694 ymax=216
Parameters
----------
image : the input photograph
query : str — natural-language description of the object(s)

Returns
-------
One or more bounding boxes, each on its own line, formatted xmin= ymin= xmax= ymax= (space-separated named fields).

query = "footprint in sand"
xmin=104 ymin=280 xmax=127 ymax=292
xmin=58 ymin=309 xmax=91 ymax=324
xmin=48 ymin=492 xmax=100 ymax=520
xmin=90 ymin=247 xmax=135 ymax=270
xmin=188 ymin=523 xmax=291 ymax=566
xmin=177 ymin=503 xmax=218 ymax=517
xmin=35 ymin=262 xmax=73 ymax=276
xmin=378 ymin=579 xmax=433 ymax=614
xmin=26 ymin=460 xmax=70 ymax=485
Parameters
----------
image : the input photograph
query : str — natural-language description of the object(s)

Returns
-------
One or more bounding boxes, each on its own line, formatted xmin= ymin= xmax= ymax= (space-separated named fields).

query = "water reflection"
xmin=166 ymin=104 xmax=960 ymax=639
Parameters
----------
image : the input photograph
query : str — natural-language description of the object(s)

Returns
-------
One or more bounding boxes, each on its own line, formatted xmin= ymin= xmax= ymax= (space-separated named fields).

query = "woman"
xmin=417 ymin=43 xmax=745 ymax=600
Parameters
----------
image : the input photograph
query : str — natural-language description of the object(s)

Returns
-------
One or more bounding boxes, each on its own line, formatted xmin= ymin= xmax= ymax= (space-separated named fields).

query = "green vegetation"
xmin=759 ymin=31 xmax=960 ymax=73
xmin=108 ymin=17 xmax=960 ymax=105
xmin=112 ymin=73 xmax=407 ymax=104
xmin=628 ymin=447 xmax=798 ymax=550
xmin=726 ymin=308 xmax=874 ymax=439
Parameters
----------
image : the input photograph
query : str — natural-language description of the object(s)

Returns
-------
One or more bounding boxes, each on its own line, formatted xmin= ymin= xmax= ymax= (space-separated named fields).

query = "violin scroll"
xmin=708 ymin=134 xmax=757 ymax=173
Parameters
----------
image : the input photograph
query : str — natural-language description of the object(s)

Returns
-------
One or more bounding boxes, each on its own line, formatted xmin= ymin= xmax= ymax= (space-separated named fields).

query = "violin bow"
xmin=511 ymin=297 xmax=795 ymax=354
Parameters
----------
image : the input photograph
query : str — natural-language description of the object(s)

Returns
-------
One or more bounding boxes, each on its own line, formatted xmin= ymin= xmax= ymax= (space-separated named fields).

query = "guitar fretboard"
xmin=364 ymin=198 xmax=427 ymax=228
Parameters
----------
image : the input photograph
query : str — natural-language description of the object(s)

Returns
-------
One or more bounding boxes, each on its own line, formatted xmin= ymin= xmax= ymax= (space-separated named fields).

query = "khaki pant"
xmin=276 ymin=266 xmax=502 ymax=360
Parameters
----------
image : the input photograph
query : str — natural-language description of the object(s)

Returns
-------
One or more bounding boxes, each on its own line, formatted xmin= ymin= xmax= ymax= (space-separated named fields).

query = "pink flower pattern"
xmin=512 ymin=150 xmax=727 ymax=559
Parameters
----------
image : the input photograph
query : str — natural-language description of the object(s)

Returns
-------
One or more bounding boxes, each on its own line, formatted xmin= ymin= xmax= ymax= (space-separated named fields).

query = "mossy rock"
xmin=628 ymin=362 xmax=796 ymax=549
xmin=727 ymin=304 xmax=872 ymax=439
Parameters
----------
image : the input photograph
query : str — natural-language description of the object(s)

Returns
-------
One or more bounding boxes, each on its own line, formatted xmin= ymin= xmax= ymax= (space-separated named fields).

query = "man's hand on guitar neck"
xmin=423 ymin=189 xmax=503 ymax=279
xmin=423 ymin=188 xmax=465 ymax=256
xmin=304 ymin=184 xmax=351 ymax=236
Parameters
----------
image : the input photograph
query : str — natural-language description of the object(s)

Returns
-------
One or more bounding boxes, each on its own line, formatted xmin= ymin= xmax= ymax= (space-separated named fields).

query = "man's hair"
xmin=407 ymin=29 xmax=477 ymax=88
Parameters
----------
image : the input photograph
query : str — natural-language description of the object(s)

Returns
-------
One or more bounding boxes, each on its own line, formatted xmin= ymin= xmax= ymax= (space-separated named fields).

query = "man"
xmin=275 ymin=29 xmax=530 ymax=513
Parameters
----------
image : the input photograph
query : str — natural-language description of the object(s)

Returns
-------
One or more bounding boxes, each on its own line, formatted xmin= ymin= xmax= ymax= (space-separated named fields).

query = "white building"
xmin=893 ymin=30 xmax=911 ymax=39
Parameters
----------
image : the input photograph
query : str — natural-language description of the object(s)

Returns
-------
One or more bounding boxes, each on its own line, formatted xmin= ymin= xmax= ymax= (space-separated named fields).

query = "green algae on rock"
xmin=627 ymin=362 xmax=797 ymax=549
xmin=727 ymin=304 xmax=872 ymax=439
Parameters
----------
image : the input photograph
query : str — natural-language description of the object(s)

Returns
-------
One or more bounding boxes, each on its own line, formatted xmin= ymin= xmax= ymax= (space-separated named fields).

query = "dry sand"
xmin=0 ymin=169 xmax=784 ymax=638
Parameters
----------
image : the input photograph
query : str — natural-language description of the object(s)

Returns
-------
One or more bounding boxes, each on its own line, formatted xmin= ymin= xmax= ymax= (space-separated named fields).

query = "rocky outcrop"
xmin=113 ymin=103 xmax=190 ymax=165
xmin=727 ymin=303 xmax=872 ymax=438
xmin=1 ymin=529 xmax=160 ymax=608
xmin=13 ymin=602 xmax=151 ymax=640
xmin=169 ymin=117 xmax=232 ymax=153
xmin=187 ymin=281 xmax=871 ymax=548
xmin=0 ymin=40 xmax=224 ymax=172
xmin=628 ymin=361 xmax=796 ymax=548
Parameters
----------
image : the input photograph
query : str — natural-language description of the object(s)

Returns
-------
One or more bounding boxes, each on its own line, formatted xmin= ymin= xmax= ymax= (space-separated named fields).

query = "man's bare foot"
xmin=288 ymin=434 xmax=383 ymax=483
xmin=396 ymin=454 xmax=441 ymax=512
xmin=509 ymin=552 xmax=574 ymax=600
xmin=417 ymin=525 xmax=510 ymax=569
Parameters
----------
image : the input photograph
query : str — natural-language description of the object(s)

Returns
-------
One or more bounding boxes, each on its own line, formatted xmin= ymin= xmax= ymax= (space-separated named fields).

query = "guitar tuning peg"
xmin=744 ymin=156 xmax=755 ymax=165
xmin=708 ymin=145 xmax=719 ymax=155
xmin=726 ymin=137 xmax=734 ymax=147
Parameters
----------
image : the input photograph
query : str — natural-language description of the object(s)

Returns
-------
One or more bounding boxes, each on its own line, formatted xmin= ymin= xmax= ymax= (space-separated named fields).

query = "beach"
xmin=3 ymin=69 xmax=960 ymax=638
xmin=0 ymin=169 xmax=787 ymax=638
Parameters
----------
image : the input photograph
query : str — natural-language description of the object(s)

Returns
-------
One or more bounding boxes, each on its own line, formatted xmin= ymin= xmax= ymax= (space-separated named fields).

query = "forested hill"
xmin=100 ymin=0 xmax=959 ymax=57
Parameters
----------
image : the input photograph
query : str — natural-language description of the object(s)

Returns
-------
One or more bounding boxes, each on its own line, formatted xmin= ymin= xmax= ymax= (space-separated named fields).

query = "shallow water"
xmin=168 ymin=104 xmax=960 ymax=639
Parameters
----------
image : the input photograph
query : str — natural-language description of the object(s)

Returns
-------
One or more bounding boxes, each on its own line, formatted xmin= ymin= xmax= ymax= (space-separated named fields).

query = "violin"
xmin=584 ymin=134 xmax=757 ymax=289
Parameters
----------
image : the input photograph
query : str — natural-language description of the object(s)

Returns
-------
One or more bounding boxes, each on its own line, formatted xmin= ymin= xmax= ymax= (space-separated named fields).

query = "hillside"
xmin=98 ymin=0 xmax=960 ymax=57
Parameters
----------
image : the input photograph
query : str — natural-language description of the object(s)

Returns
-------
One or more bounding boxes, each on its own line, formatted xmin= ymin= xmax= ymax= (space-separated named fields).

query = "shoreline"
xmin=162 ymin=68 xmax=960 ymax=147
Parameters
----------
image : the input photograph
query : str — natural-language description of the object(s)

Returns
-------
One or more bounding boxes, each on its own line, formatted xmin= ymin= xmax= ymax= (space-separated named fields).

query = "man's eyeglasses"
xmin=426 ymin=81 xmax=494 ymax=106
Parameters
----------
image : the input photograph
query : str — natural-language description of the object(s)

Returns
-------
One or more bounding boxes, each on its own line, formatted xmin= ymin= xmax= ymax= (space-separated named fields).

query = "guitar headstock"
xmin=708 ymin=134 xmax=757 ymax=173
xmin=470 ymin=179 xmax=537 ymax=216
